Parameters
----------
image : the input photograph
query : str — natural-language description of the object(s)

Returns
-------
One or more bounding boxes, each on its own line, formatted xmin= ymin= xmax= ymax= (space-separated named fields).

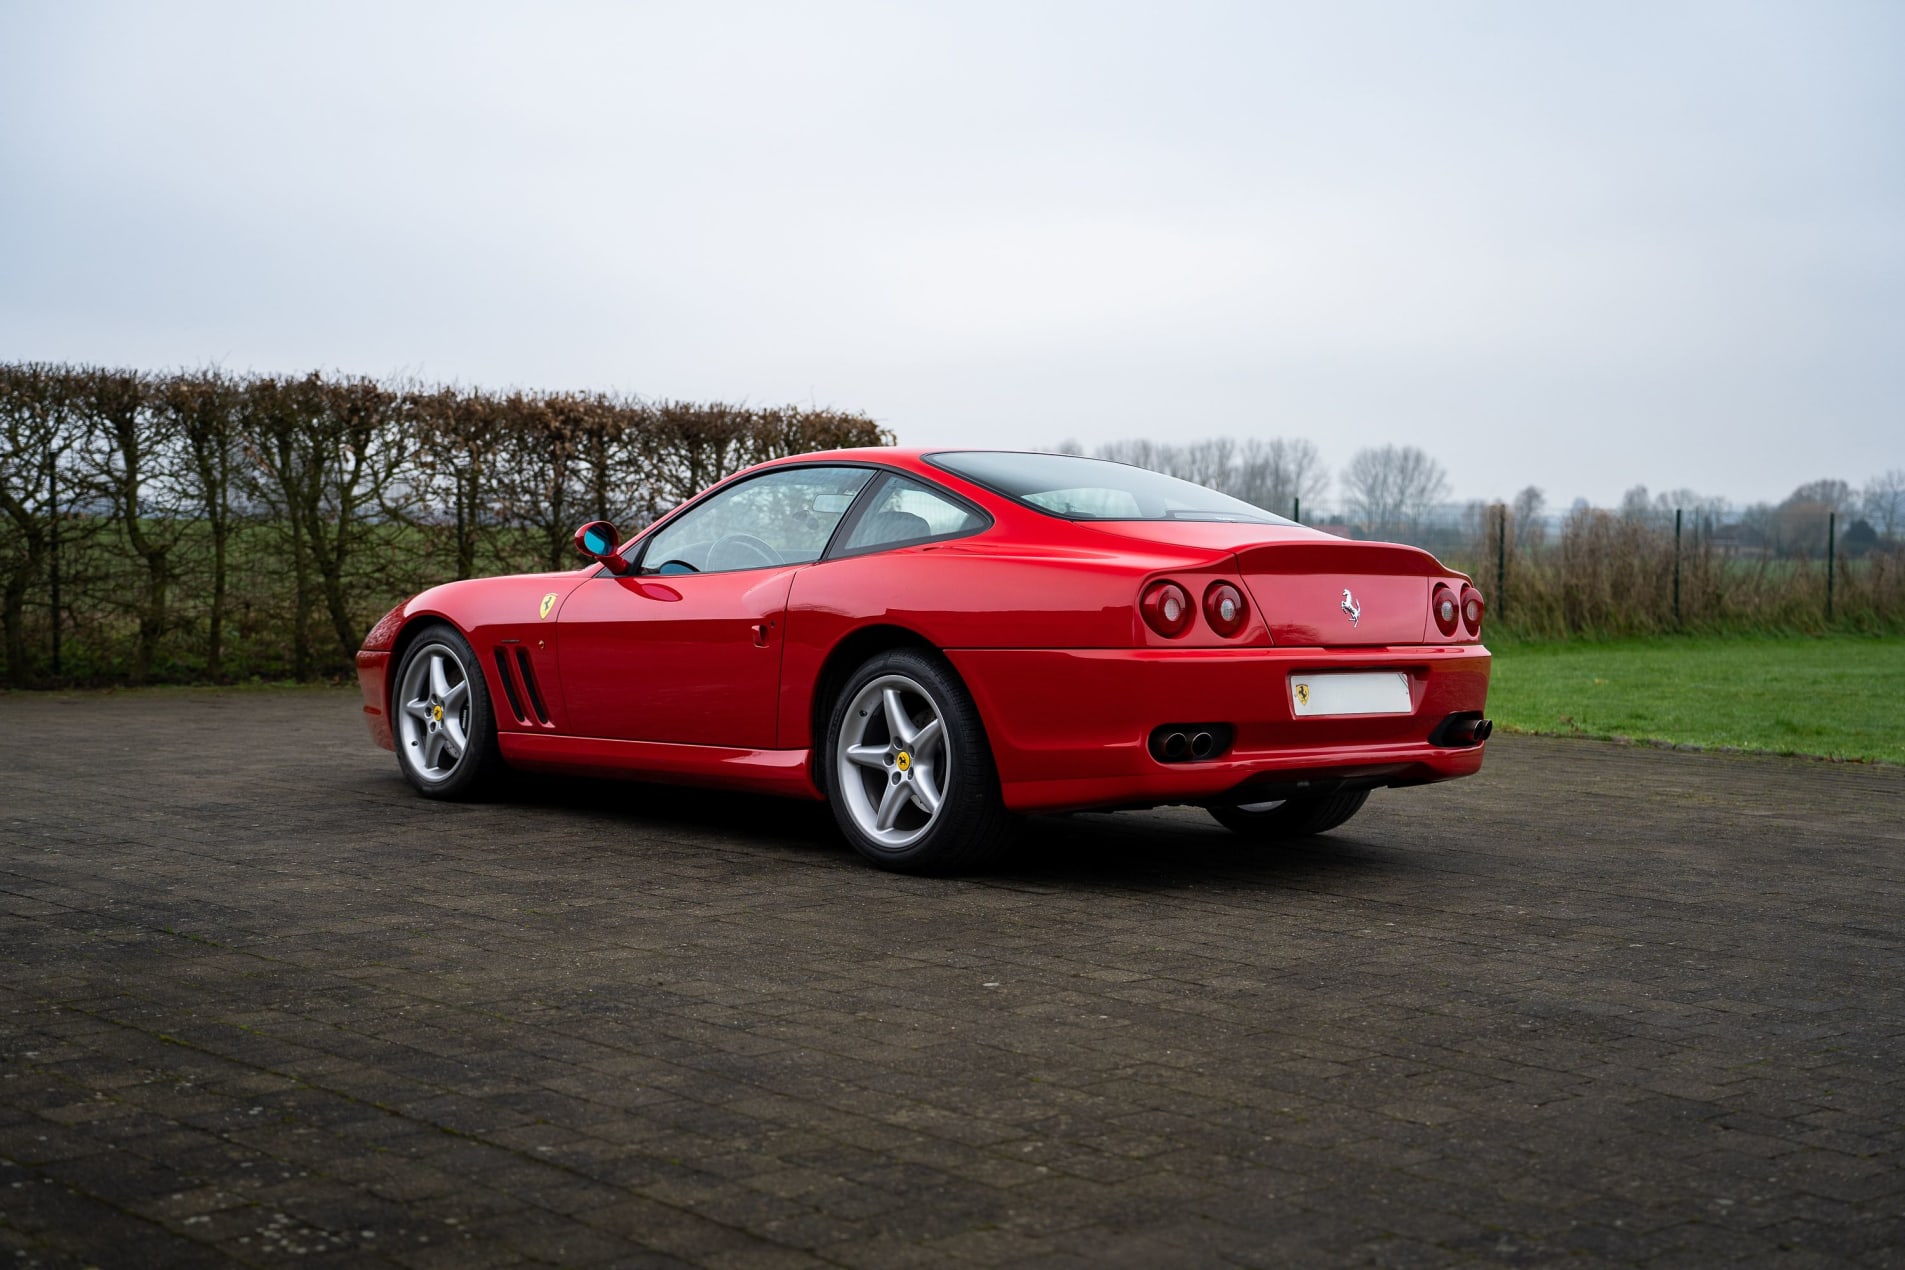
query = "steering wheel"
xmin=706 ymin=533 xmax=780 ymax=572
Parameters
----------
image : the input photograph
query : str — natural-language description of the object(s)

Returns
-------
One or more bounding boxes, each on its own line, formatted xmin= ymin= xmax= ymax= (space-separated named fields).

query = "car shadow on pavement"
xmin=481 ymin=771 xmax=1399 ymax=891
xmin=482 ymin=770 xmax=846 ymax=845
xmin=995 ymin=810 xmax=1403 ymax=892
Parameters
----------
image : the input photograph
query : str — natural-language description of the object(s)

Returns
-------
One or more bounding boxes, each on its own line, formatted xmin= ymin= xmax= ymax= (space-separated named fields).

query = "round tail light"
xmin=1203 ymin=582 xmax=1249 ymax=638
xmin=1431 ymin=583 xmax=1460 ymax=637
xmin=1460 ymin=585 xmax=1485 ymax=637
xmin=1140 ymin=581 xmax=1194 ymax=638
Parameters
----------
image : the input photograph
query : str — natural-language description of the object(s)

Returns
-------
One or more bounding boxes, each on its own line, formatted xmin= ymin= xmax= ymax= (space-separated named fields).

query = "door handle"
xmin=752 ymin=622 xmax=770 ymax=648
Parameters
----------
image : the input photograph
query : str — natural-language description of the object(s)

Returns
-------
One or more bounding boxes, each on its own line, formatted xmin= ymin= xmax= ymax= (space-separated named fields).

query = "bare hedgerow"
xmin=2 ymin=364 xmax=887 ymax=684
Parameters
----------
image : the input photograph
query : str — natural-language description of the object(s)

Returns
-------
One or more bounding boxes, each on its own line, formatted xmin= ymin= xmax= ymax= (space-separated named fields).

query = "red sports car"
xmin=356 ymin=449 xmax=1491 ymax=872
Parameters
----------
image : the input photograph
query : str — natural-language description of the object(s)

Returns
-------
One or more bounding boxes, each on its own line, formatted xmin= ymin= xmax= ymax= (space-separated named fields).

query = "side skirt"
xmin=497 ymin=733 xmax=824 ymax=800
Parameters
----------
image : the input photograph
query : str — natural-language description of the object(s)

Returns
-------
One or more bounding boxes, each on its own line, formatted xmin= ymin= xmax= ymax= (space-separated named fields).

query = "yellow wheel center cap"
xmin=895 ymin=751 xmax=911 ymax=772
xmin=431 ymin=705 xmax=444 ymax=723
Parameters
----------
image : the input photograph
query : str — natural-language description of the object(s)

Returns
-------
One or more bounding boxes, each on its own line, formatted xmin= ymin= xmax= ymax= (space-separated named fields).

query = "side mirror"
xmin=573 ymin=520 xmax=630 ymax=574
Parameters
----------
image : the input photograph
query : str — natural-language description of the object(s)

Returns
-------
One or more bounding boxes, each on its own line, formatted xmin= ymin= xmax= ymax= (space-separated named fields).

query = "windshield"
xmin=927 ymin=451 xmax=1291 ymax=525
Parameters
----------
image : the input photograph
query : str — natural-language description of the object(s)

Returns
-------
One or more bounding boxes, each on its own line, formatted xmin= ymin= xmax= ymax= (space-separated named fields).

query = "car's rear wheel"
xmin=393 ymin=625 xmax=505 ymax=799
xmin=1209 ymin=790 xmax=1369 ymax=840
xmin=826 ymin=649 xmax=1015 ymax=873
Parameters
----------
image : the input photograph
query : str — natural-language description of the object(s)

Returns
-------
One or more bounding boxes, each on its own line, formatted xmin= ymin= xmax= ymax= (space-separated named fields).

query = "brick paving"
xmin=2 ymin=686 xmax=1902 ymax=1267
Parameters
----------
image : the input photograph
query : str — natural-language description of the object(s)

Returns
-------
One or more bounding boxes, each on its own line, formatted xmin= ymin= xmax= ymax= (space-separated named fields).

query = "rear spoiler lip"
xmin=1232 ymin=539 xmax=1457 ymax=579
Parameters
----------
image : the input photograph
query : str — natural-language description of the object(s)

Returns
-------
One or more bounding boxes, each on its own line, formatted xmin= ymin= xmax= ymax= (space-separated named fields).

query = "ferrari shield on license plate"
xmin=1290 ymin=672 xmax=1412 ymax=717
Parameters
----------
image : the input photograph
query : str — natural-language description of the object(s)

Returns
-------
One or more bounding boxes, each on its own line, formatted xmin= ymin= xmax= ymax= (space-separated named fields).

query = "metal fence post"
xmin=1292 ymin=497 xmax=1299 ymax=525
xmin=1496 ymin=504 xmax=1506 ymax=619
xmin=1673 ymin=508 xmax=1682 ymax=629
xmin=1827 ymin=511 xmax=1836 ymax=624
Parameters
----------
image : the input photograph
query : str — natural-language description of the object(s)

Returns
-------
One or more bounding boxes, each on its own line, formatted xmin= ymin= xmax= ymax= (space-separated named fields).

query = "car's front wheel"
xmin=825 ymin=649 xmax=1014 ymax=873
xmin=392 ymin=624 xmax=505 ymax=799
xmin=1208 ymin=789 xmax=1369 ymax=840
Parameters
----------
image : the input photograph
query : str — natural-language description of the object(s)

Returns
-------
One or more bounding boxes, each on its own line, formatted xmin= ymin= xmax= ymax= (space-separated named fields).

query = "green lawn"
xmin=1486 ymin=635 xmax=1905 ymax=765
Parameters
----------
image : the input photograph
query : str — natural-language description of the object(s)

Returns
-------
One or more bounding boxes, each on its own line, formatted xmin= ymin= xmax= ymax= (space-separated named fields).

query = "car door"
xmin=556 ymin=465 xmax=874 ymax=747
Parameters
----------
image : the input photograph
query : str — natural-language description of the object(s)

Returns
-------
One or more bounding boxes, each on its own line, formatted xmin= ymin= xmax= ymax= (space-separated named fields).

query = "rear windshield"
xmin=927 ymin=451 xmax=1291 ymax=525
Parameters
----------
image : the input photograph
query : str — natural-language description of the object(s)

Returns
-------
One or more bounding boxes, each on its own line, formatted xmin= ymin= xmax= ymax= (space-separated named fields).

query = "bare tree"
xmin=1228 ymin=438 xmax=1328 ymax=517
xmin=566 ymin=391 xmax=641 ymax=528
xmin=1776 ymin=478 xmax=1855 ymax=558
xmin=637 ymin=400 xmax=754 ymax=528
xmin=1736 ymin=502 xmax=1778 ymax=553
xmin=73 ymin=366 xmax=187 ymax=684
xmin=310 ymin=375 xmax=416 ymax=661
xmin=1863 ymin=468 xmax=1905 ymax=540
xmin=160 ymin=369 xmax=244 ymax=679
xmin=1617 ymin=486 xmax=1728 ymax=534
xmin=1340 ymin=445 xmax=1449 ymax=537
xmin=1087 ymin=435 xmax=1327 ymax=518
xmin=1095 ymin=439 xmax=1172 ymax=476
xmin=1786 ymin=478 xmax=1856 ymax=512
xmin=1512 ymin=485 xmax=1547 ymax=550
xmin=242 ymin=373 xmax=413 ymax=675
xmin=0 ymin=364 xmax=87 ymax=685
xmin=1618 ymin=484 xmax=1656 ymax=524
xmin=492 ymin=393 xmax=586 ymax=571
xmin=407 ymin=385 xmax=511 ymax=580
xmin=1176 ymin=438 xmax=1236 ymax=491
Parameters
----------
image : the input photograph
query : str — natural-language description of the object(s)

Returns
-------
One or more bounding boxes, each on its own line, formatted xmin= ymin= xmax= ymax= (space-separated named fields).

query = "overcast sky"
xmin=2 ymin=1 xmax=1900 ymax=508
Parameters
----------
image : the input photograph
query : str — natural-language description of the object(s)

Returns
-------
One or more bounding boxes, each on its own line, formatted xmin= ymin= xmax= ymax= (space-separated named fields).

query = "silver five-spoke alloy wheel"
xmin=397 ymin=641 xmax=472 ymax=784
xmin=834 ymin=673 xmax=950 ymax=850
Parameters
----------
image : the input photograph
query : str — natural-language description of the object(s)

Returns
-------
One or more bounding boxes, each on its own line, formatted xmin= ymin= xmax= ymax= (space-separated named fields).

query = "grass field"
xmin=1486 ymin=634 xmax=1905 ymax=765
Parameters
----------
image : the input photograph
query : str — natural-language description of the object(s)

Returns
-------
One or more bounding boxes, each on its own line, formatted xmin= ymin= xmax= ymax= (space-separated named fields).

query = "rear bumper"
xmin=355 ymin=650 xmax=395 ymax=751
xmin=946 ymin=644 xmax=1491 ymax=814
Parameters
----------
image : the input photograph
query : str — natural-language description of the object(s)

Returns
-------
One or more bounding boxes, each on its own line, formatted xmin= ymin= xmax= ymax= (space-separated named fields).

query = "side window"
xmin=837 ymin=475 xmax=988 ymax=554
xmin=639 ymin=467 xmax=873 ymax=574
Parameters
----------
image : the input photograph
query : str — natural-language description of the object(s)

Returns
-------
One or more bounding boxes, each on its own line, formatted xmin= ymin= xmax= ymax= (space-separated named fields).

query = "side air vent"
xmin=515 ymin=648 xmax=552 ymax=726
xmin=493 ymin=647 xmax=529 ymax=724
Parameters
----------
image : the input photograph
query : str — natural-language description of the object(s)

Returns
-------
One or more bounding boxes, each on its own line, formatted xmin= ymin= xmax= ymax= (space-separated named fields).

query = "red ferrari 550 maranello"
xmin=356 ymin=449 xmax=1492 ymax=872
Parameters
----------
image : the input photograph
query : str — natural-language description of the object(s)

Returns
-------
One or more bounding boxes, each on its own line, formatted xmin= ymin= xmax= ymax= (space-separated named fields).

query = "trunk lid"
xmin=1234 ymin=540 xmax=1437 ymax=646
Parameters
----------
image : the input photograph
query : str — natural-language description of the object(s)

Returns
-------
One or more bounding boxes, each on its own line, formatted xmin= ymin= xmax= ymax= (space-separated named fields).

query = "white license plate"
xmin=1290 ymin=672 xmax=1412 ymax=717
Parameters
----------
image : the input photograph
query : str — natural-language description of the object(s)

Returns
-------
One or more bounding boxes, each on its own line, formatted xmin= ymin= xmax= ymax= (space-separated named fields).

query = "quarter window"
xmin=838 ymin=475 xmax=987 ymax=553
xmin=639 ymin=467 xmax=873 ymax=574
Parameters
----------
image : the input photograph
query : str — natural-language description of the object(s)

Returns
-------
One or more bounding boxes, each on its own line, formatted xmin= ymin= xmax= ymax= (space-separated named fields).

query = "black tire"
xmin=1208 ymin=789 xmax=1370 ymax=840
xmin=390 ymin=623 xmax=507 ymax=800
xmin=823 ymin=648 xmax=1016 ymax=873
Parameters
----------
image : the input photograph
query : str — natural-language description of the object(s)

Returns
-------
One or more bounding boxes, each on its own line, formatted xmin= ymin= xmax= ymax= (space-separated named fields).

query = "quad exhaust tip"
xmin=1149 ymin=724 xmax=1233 ymax=764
